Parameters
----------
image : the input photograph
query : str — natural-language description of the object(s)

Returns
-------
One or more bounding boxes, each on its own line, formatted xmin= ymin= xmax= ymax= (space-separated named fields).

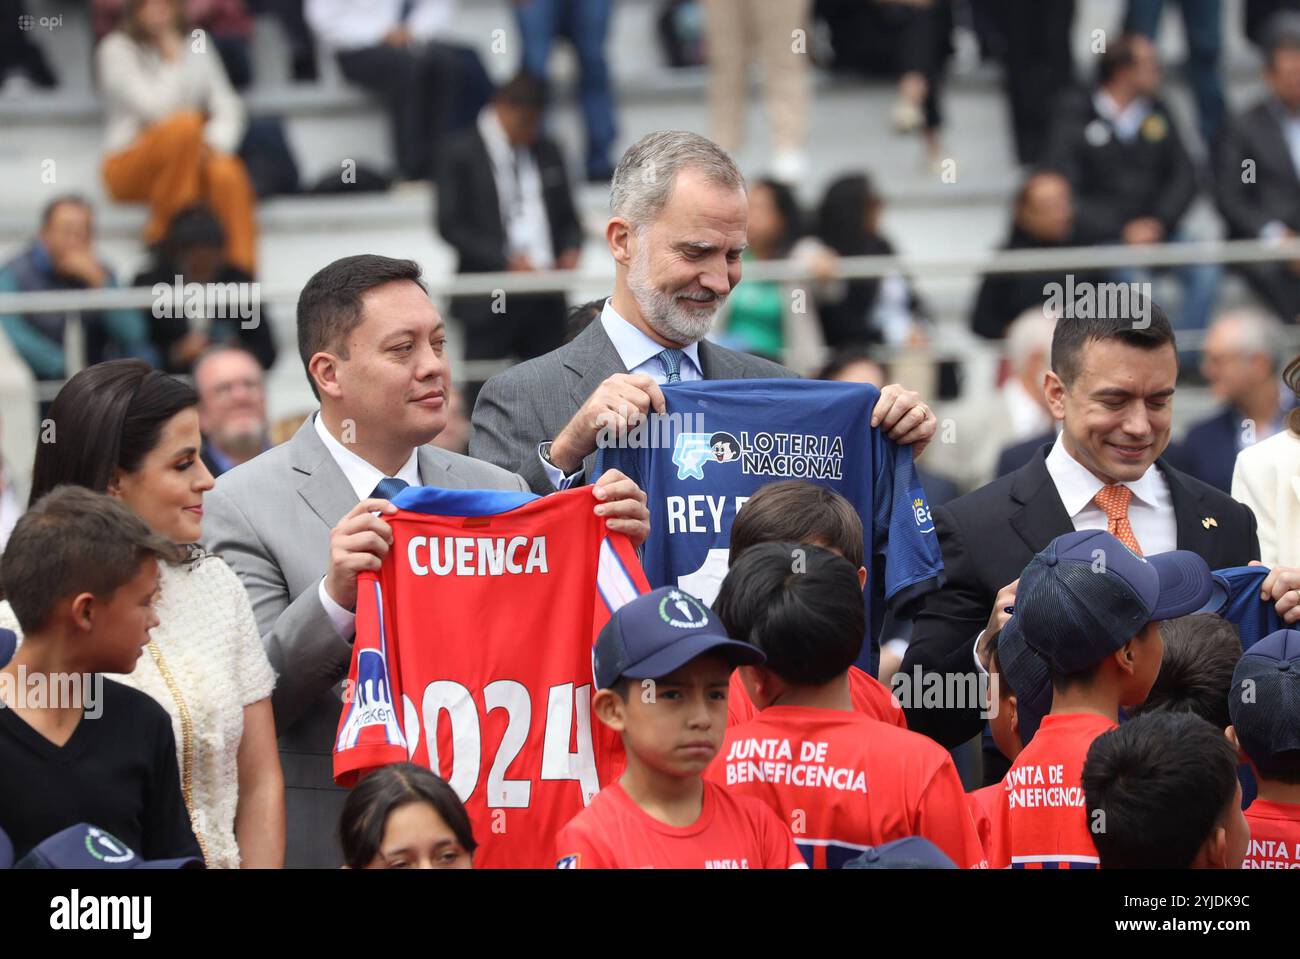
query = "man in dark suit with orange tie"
xmin=901 ymin=298 xmax=1264 ymax=762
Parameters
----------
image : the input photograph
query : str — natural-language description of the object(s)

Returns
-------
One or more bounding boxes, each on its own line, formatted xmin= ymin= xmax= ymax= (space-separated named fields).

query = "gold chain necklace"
xmin=145 ymin=639 xmax=209 ymax=865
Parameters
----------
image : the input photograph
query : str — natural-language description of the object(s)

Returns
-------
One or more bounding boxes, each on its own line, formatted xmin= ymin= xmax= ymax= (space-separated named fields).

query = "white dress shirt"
xmin=972 ymin=433 xmax=1177 ymax=674
xmin=1093 ymin=90 xmax=1153 ymax=143
xmin=541 ymin=299 xmax=703 ymax=489
xmin=478 ymin=106 xmax=555 ymax=269
xmin=314 ymin=412 xmax=422 ymax=639
xmin=1044 ymin=433 xmax=1176 ymax=555
xmin=305 ymin=0 xmax=455 ymax=50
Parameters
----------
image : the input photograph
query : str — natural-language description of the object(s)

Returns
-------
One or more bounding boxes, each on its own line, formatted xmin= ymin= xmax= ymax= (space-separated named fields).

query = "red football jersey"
xmin=966 ymin=784 xmax=1007 ymax=868
xmin=333 ymin=486 xmax=649 ymax=868
xmin=1243 ymin=799 xmax=1300 ymax=869
xmin=999 ymin=712 xmax=1116 ymax=869
xmin=726 ymin=667 xmax=907 ymax=729
xmin=554 ymin=780 xmax=806 ymax=869
xmin=706 ymin=705 xmax=987 ymax=868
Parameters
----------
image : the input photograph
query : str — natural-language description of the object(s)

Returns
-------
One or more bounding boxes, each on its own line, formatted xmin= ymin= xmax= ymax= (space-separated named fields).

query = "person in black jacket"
xmin=1044 ymin=34 xmax=1218 ymax=352
xmin=901 ymin=300 xmax=1266 ymax=768
xmin=133 ymin=205 xmax=277 ymax=375
xmin=436 ymin=72 xmax=584 ymax=364
xmin=970 ymin=171 xmax=1100 ymax=340
xmin=1214 ymin=12 xmax=1300 ymax=324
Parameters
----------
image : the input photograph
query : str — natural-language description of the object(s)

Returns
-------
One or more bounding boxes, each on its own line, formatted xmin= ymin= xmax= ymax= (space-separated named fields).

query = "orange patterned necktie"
xmin=1094 ymin=484 xmax=1144 ymax=556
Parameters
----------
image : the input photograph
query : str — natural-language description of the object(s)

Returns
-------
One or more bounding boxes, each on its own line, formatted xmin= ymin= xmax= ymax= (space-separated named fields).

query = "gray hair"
xmin=1006 ymin=307 xmax=1058 ymax=374
xmin=1212 ymin=308 xmax=1283 ymax=369
xmin=609 ymin=131 xmax=745 ymax=231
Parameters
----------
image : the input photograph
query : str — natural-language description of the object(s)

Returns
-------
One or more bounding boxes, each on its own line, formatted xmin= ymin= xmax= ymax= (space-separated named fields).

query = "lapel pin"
xmin=1201 ymin=516 xmax=1217 ymax=529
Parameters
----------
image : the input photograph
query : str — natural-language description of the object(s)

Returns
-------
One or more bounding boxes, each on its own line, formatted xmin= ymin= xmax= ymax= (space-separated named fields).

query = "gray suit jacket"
xmin=470 ymin=316 xmax=798 ymax=493
xmin=201 ymin=415 xmax=527 ymax=867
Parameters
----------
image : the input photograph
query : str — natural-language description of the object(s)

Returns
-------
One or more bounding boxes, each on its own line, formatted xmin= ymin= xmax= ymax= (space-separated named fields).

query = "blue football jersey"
xmin=1205 ymin=565 xmax=1283 ymax=651
xmin=595 ymin=379 xmax=945 ymax=670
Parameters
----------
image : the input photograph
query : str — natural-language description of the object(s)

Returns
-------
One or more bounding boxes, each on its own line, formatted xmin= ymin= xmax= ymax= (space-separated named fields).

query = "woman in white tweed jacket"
xmin=1232 ymin=355 xmax=1300 ymax=568
xmin=0 ymin=360 xmax=284 ymax=868
xmin=96 ymin=0 xmax=258 ymax=272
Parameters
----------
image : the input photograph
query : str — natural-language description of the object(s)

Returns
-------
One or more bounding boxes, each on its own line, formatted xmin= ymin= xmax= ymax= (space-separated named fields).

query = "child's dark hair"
xmin=2 ymin=485 xmax=183 ymax=634
xmin=1129 ymin=614 xmax=1241 ymax=730
xmin=339 ymin=763 xmax=477 ymax=868
xmin=728 ymin=481 xmax=864 ymax=569
xmin=713 ymin=542 xmax=864 ymax=686
xmin=1082 ymin=712 xmax=1238 ymax=869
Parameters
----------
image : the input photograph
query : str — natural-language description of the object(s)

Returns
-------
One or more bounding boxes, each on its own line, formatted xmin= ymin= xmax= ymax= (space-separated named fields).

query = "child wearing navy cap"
xmin=1083 ymin=712 xmax=1249 ymax=868
xmin=553 ymin=586 xmax=805 ymax=869
xmin=1228 ymin=628 xmax=1300 ymax=868
xmin=992 ymin=529 xmax=1217 ymax=869
xmin=968 ymin=622 xmax=1051 ymax=866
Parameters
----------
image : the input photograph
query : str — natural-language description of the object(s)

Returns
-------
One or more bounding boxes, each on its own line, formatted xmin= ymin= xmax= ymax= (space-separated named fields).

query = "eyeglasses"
xmin=210 ymin=377 xmax=263 ymax=398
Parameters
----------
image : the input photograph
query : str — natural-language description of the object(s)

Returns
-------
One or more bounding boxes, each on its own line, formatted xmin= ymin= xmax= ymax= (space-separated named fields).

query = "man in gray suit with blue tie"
xmin=471 ymin=130 xmax=939 ymax=494
xmin=201 ymin=254 xmax=650 ymax=867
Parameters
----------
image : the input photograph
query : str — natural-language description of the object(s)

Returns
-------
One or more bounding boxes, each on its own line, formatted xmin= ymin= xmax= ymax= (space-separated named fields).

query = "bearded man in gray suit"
xmin=202 ymin=254 xmax=649 ymax=867
xmin=471 ymin=130 xmax=939 ymax=494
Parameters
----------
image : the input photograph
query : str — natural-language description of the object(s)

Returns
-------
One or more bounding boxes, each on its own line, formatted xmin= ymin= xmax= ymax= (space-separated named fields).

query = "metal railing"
xmin=3 ymin=236 xmax=1300 ymax=399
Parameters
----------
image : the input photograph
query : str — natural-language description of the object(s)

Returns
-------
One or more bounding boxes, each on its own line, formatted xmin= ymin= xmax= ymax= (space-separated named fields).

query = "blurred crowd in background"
xmin=0 ymin=0 xmax=1298 ymax=549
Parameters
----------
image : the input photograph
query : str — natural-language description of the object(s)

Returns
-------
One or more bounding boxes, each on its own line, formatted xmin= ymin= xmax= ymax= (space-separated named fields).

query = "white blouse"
xmin=0 ymin=553 xmax=276 ymax=868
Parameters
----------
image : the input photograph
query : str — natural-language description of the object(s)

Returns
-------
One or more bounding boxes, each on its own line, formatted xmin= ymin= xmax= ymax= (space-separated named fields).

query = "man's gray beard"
xmin=627 ymin=244 xmax=721 ymax=345
xmin=213 ymin=426 xmax=266 ymax=461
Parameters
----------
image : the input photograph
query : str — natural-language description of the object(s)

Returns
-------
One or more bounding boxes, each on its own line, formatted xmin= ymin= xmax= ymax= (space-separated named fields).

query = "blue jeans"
xmin=1109 ymin=232 xmax=1221 ymax=364
xmin=515 ymin=0 xmax=617 ymax=177
xmin=1125 ymin=0 xmax=1224 ymax=144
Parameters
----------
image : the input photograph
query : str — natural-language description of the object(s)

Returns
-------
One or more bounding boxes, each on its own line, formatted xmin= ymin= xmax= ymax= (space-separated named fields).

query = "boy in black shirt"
xmin=0 ymin=486 xmax=202 ymax=862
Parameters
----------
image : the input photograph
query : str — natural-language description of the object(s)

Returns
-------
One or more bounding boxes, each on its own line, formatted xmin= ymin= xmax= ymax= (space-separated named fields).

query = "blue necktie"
xmin=656 ymin=348 xmax=685 ymax=384
xmin=370 ymin=477 xmax=410 ymax=501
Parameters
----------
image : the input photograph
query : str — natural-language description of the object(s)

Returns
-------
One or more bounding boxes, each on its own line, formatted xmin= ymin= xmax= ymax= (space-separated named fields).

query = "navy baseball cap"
xmin=1013 ymin=530 xmax=1216 ymax=674
xmin=594 ymin=587 xmax=765 ymax=691
xmin=995 ymin=618 xmax=1052 ymax=745
xmin=1229 ymin=629 xmax=1300 ymax=778
xmin=843 ymin=837 xmax=957 ymax=869
xmin=13 ymin=824 xmax=203 ymax=870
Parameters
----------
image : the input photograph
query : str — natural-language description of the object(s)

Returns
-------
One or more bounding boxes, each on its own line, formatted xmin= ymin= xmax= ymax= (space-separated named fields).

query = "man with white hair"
xmin=924 ymin=306 xmax=1057 ymax=491
xmin=470 ymin=130 xmax=937 ymax=493
xmin=1166 ymin=309 xmax=1289 ymax=492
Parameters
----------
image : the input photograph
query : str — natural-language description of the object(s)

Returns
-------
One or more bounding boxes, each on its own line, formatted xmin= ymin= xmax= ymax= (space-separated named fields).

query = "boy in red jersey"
xmin=554 ymin=586 xmax=805 ymax=869
xmin=996 ymin=529 xmax=1217 ymax=868
xmin=707 ymin=542 xmax=987 ymax=869
xmin=725 ymin=480 xmax=905 ymax=728
xmin=1083 ymin=712 xmax=1249 ymax=868
xmin=968 ymin=624 xmax=1050 ymax=865
xmin=1228 ymin=629 xmax=1300 ymax=869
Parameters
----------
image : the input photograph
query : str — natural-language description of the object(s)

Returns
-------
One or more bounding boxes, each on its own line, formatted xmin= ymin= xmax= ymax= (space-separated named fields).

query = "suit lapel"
xmin=698 ymin=339 xmax=734 ymax=380
xmin=566 ymin=318 xmax=627 ymax=409
xmin=1008 ymin=451 xmax=1075 ymax=555
xmin=1163 ymin=459 xmax=1220 ymax=560
xmin=288 ymin=416 xmax=362 ymax=530
xmin=417 ymin=445 xmax=454 ymax=489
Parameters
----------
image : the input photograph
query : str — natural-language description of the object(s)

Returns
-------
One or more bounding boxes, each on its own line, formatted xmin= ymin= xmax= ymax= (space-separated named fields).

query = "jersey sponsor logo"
xmin=556 ymin=855 xmax=579 ymax=869
xmin=911 ymin=496 xmax=934 ymax=534
xmin=337 ymin=581 xmax=406 ymax=752
xmin=671 ymin=429 xmax=845 ymax=481
xmin=659 ymin=589 xmax=710 ymax=629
